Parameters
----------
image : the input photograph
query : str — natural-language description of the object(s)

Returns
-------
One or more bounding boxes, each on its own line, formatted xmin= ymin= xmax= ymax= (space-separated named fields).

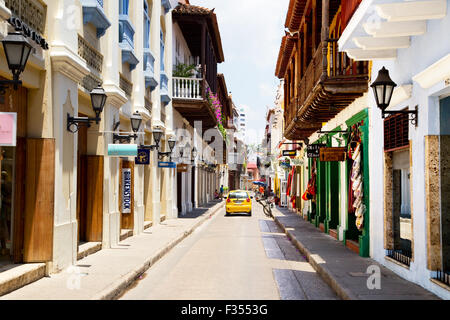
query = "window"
xmin=160 ymin=30 xmax=165 ymax=72
xmin=119 ymin=0 xmax=129 ymax=15
xmin=391 ymin=149 xmax=412 ymax=261
xmin=143 ymin=1 xmax=150 ymax=49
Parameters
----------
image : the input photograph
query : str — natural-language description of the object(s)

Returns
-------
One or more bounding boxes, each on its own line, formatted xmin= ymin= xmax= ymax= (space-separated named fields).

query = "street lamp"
xmin=191 ymin=147 xmax=197 ymax=165
xmin=139 ymin=127 xmax=163 ymax=150
xmin=158 ymin=137 xmax=176 ymax=160
xmin=0 ymin=32 xmax=33 ymax=94
xmin=371 ymin=67 xmax=417 ymax=125
xmin=113 ymin=111 xmax=143 ymax=143
xmin=67 ymin=84 xmax=107 ymax=133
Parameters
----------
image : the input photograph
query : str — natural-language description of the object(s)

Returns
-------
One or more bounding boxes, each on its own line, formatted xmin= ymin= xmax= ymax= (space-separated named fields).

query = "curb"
xmin=272 ymin=214 xmax=357 ymax=300
xmin=92 ymin=202 xmax=224 ymax=300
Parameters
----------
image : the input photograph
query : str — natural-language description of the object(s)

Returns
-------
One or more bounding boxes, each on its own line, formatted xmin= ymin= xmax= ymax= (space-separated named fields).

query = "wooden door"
xmin=120 ymin=160 xmax=134 ymax=230
xmin=12 ymin=137 xmax=26 ymax=263
xmin=76 ymin=119 xmax=88 ymax=243
xmin=85 ymin=156 xmax=103 ymax=241
xmin=24 ymin=139 xmax=55 ymax=263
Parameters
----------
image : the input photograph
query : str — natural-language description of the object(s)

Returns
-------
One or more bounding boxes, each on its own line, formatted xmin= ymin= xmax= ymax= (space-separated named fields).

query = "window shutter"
xmin=384 ymin=112 xmax=409 ymax=152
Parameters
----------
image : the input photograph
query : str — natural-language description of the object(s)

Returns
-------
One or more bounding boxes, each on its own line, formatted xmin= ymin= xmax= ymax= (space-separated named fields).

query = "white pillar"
xmin=48 ymin=0 xmax=90 ymax=272
xmin=150 ymin=0 xmax=162 ymax=224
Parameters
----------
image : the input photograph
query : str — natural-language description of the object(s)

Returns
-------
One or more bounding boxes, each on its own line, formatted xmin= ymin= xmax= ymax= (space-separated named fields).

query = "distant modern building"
xmin=236 ymin=106 xmax=247 ymax=142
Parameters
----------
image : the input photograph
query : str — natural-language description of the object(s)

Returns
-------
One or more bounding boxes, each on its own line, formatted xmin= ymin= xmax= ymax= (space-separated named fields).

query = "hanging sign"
xmin=122 ymin=168 xmax=132 ymax=214
xmin=0 ymin=112 xmax=17 ymax=147
xmin=135 ymin=149 xmax=150 ymax=165
xmin=307 ymin=144 xmax=326 ymax=158
xmin=282 ymin=150 xmax=297 ymax=157
xmin=158 ymin=161 xmax=177 ymax=168
xmin=177 ymin=163 xmax=188 ymax=172
xmin=8 ymin=17 xmax=49 ymax=50
xmin=108 ymin=144 xmax=138 ymax=157
xmin=319 ymin=147 xmax=347 ymax=162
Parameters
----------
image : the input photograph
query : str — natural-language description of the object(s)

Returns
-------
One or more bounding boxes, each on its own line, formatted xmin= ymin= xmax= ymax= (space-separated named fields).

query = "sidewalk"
xmin=271 ymin=206 xmax=440 ymax=300
xmin=0 ymin=201 xmax=223 ymax=300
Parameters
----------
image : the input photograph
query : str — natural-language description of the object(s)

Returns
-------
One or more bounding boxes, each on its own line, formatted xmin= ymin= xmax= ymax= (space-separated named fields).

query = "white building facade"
xmin=339 ymin=0 xmax=450 ymax=299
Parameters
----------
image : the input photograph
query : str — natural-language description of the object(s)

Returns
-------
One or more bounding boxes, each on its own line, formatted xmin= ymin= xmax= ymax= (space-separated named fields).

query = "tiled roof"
xmin=275 ymin=35 xmax=297 ymax=78
xmin=173 ymin=3 xmax=225 ymax=63
xmin=173 ymin=3 xmax=212 ymax=15
xmin=285 ymin=0 xmax=308 ymax=31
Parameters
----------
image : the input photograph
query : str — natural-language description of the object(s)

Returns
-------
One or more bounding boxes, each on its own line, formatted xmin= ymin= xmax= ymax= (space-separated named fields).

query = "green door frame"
xmin=345 ymin=109 xmax=370 ymax=257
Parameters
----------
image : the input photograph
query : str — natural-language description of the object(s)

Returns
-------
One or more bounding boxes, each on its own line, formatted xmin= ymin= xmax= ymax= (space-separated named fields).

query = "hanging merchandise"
xmin=348 ymin=121 xmax=365 ymax=231
xmin=302 ymin=159 xmax=317 ymax=201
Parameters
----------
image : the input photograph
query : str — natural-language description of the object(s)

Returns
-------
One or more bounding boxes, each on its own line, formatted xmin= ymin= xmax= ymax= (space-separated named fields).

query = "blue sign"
xmin=158 ymin=162 xmax=177 ymax=168
xmin=108 ymin=144 xmax=138 ymax=157
xmin=135 ymin=149 xmax=150 ymax=165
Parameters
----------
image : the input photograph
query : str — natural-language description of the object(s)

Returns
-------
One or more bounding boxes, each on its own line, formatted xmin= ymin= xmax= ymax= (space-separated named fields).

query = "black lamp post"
xmin=113 ymin=111 xmax=143 ymax=143
xmin=140 ymin=128 xmax=163 ymax=150
xmin=371 ymin=67 xmax=417 ymax=125
xmin=0 ymin=31 xmax=33 ymax=94
xmin=191 ymin=147 xmax=197 ymax=165
xmin=67 ymin=84 xmax=107 ymax=133
xmin=158 ymin=137 xmax=176 ymax=160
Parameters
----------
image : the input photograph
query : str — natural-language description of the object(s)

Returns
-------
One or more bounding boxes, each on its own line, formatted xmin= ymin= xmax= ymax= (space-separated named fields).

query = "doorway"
xmin=177 ymin=172 xmax=182 ymax=213
xmin=0 ymin=83 xmax=27 ymax=266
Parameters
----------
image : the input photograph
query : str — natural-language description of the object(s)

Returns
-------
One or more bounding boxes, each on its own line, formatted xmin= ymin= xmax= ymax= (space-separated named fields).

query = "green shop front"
xmin=305 ymin=109 xmax=370 ymax=257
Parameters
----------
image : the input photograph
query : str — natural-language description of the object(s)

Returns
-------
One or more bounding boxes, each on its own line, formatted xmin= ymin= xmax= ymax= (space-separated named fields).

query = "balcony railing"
xmin=285 ymin=41 xmax=369 ymax=136
xmin=173 ymin=77 xmax=203 ymax=100
xmin=120 ymin=73 xmax=133 ymax=97
xmin=78 ymin=35 xmax=103 ymax=74
xmin=5 ymin=0 xmax=46 ymax=34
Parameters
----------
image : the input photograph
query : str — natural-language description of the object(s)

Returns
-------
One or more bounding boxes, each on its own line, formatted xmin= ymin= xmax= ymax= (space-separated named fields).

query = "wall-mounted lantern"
xmin=140 ymin=127 xmax=163 ymax=150
xmin=158 ymin=137 xmax=176 ymax=160
xmin=67 ymin=84 xmax=107 ymax=133
xmin=371 ymin=67 xmax=418 ymax=125
xmin=0 ymin=31 xmax=33 ymax=94
xmin=191 ymin=147 xmax=197 ymax=165
xmin=113 ymin=111 xmax=142 ymax=143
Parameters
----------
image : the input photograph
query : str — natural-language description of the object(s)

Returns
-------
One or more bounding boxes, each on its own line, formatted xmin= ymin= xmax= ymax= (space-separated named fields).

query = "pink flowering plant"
xmin=206 ymin=86 xmax=228 ymax=143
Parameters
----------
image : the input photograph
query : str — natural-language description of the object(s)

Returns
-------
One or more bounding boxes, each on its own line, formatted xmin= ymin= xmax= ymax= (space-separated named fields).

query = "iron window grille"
xmin=433 ymin=269 xmax=450 ymax=287
xmin=386 ymin=249 xmax=411 ymax=267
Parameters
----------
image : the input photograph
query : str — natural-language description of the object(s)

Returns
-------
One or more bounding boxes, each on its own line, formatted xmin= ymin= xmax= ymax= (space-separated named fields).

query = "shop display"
xmin=348 ymin=121 xmax=365 ymax=231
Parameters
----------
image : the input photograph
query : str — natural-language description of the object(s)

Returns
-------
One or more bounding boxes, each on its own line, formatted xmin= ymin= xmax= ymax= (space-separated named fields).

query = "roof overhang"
xmin=338 ymin=0 xmax=447 ymax=61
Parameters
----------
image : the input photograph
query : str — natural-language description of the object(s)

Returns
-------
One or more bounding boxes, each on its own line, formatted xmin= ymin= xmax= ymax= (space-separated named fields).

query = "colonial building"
xmin=276 ymin=0 xmax=371 ymax=256
xmin=0 ymin=0 xmax=181 ymax=295
xmin=339 ymin=0 xmax=450 ymax=299
xmin=171 ymin=1 xmax=228 ymax=209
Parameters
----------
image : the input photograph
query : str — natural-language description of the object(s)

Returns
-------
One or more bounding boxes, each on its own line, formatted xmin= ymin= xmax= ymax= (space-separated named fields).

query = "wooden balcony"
xmin=284 ymin=42 xmax=369 ymax=140
xmin=172 ymin=77 xmax=217 ymax=131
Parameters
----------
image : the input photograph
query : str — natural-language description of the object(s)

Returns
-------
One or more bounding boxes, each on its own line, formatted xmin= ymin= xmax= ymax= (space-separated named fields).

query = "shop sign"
xmin=319 ymin=147 xmax=347 ymax=162
xmin=177 ymin=163 xmax=188 ymax=172
xmin=0 ymin=112 xmax=17 ymax=147
xmin=282 ymin=150 xmax=297 ymax=157
xmin=122 ymin=168 xmax=132 ymax=214
xmin=158 ymin=161 xmax=177 ymax=168
xmin=108 ymin=144 xmax=138 ymax=157
xmin=307 ymin=144 xmax=326 ymax=158
xmin=8 ymin=17 xmax=49 ymax=50
xmin=135 ymin=149 xmax=150 ymax=165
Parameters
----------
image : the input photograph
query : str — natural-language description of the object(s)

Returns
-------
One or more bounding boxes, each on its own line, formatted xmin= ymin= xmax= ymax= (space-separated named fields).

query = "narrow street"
xmin=119 ymin=200 xmax=338 ymax=300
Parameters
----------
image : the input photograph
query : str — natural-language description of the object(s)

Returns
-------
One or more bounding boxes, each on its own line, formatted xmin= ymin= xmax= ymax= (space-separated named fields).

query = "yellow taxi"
xmin=225 ymin=190 xmax=253 ymax=216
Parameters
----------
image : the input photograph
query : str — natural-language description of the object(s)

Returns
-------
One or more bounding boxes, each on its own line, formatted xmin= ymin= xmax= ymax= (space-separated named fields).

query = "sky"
xmin=193 ymin=0 xmax=290 ymax=145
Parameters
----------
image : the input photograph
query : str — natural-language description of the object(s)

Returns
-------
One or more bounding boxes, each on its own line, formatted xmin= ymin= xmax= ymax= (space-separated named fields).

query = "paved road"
xmin=119 ymin=201 xmax=338 ymax=300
